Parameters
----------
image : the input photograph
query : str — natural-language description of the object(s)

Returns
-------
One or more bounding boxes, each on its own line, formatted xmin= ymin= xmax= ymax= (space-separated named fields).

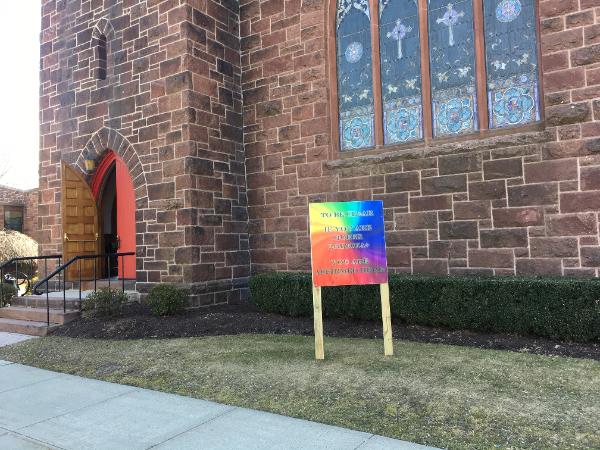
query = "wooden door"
xmin=61 ymin=162 xmax=100 ymax=281
xmin=115 ymin=157 xmax=136 ymax=279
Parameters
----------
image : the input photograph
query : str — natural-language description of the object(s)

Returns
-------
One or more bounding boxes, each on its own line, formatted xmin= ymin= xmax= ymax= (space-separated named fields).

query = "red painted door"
xmin=115 ymin=157 xmax=136 ymax=279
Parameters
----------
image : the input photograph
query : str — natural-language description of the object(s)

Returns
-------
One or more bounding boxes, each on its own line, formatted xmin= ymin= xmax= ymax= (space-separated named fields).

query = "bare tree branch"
xmin=0 ymin=160 xmax=12 ymax=183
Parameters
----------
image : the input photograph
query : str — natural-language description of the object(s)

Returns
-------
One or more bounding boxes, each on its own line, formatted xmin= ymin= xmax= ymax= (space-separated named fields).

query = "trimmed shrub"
xmin=0 ymin=283 xmax=17 ymax=307
xmin=147 ymin=284 xmax=188 ymax=316
xmin=250 ymin=272 xmax=600 ymax=343
xmin=82 ymin=288 xmax=128 ymax=317
xmin=0 ymin=230 xmax=39 ymax=277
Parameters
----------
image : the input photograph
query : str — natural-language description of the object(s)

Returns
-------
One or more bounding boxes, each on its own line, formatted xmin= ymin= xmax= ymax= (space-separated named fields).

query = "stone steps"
xmin=11 ymin=290 xmax=139 ymax=308
xmin=0 ymin=306 xmax=80 ymax=325
xmin=11 ymin=295 xmax=82 ymax=309
xmin=0 ymin=288 xmax=139 ymax=336
xmin=80 ymin=279 xmax=136 ymax=291
xmin=0 ymin=317 xmax=59 ymax=337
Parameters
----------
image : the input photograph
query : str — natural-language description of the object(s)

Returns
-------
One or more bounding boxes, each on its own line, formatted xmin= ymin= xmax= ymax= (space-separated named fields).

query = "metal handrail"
xmin=0 ymin=255 xmax=62 ymax=271
xmin=31 ymin=252 xmax=135 ymax=326
xmin=0 ymin=255 xmax=63 ymax=297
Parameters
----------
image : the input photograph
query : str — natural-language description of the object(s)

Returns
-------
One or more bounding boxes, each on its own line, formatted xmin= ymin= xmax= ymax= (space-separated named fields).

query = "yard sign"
xmin=308 ymin=201 xmax=393 ymax=359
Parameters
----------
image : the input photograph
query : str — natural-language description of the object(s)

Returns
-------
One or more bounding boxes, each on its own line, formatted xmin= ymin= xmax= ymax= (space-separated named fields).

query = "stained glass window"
xmin=428 ymin=0 xmax=478 ymax=137
xmin=337 ymin=0 xmax=375 ymax=151
xmin=379 ymin=0 xmax=422 ymax=144
xmin=333 ymin=0 xmax=542 ymax=150
xmin=484 ymin=0 xmax=540 ymax=129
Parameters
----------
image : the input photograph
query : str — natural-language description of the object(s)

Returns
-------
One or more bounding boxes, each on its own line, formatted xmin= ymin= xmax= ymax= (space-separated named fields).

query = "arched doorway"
xmin=90 ymin=150 xmax=136 ymax=280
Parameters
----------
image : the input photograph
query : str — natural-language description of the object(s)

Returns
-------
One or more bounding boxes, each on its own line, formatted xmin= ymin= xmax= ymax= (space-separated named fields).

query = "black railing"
xmin=32 ymin=252 xmax=135 ymax=326
xmin=0 ymin=255 xmax=63 ymax=297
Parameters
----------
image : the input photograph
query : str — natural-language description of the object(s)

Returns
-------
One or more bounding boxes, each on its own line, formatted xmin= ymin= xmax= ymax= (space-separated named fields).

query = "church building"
xmin=38 ymin=0 xmax=600 ymax=305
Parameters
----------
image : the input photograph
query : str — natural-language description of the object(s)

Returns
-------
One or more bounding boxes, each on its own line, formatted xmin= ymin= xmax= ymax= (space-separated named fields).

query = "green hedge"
xmin=147 ymin=284 xmax=188 ymax=316
xmin=250 ymin=272 xmax=600 ymax=343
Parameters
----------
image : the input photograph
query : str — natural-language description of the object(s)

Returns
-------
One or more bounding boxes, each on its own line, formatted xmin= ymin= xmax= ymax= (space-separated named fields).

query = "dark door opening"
xmin=98 ymin=163 xmax=118 ymax=278
xmin=91 ymin=150 xmax=137 ymax=280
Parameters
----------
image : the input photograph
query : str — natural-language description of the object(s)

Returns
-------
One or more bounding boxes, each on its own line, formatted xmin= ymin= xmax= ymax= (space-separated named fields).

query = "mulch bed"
xmin=51 ymin=302 xmax=600 ymax=361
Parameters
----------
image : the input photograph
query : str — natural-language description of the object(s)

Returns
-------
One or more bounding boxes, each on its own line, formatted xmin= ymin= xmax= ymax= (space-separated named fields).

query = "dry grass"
xmin=1 ymin=335 xmax=599 ymax=449
xmin=0 ymin=230 xmax=38 ymax=260
xmin=0 ymin=230 xmax=38 ymax=275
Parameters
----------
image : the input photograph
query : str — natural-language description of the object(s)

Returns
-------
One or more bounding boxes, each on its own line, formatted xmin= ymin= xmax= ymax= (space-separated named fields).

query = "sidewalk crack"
xmin=145 ymin=406 xmax=238 ymax=449
xmin=353 ymin=434 xmax=376 ymax=450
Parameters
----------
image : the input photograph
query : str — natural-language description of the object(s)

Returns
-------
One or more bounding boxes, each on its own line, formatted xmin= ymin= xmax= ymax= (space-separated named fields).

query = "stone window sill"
xmin=327 ymin=124 xmax=551 ymax=170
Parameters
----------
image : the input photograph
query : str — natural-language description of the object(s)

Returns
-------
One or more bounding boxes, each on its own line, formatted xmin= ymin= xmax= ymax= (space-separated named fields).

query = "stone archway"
xmin=67 ymin=128 xmax=149 ymax=281
xmin=75 ymin=127 xmax=148 ymax=206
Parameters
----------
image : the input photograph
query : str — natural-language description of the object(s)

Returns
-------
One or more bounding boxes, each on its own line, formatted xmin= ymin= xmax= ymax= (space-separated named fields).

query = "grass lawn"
xmin=1 ymin=335 xmax=599 ymax=449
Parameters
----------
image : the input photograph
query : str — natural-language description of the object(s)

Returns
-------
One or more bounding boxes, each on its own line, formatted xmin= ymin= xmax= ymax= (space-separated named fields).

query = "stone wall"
xmin=240 ymin=0 xmax=600 ymax=277
xmin=0 ymin=185 xmax=26 ymax=206
xmin=0 ymin=185 xmax=38 ymax=240
xmin=39 ymin=0 xmax=600 ymax=301
xmin=39 ymin=0 xmax=249 ymax=304
xmin=22 ymin=190 xmax=39 ymax=239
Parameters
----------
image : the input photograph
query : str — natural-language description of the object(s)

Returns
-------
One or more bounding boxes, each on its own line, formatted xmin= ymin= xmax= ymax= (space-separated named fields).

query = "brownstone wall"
xmin=39 ymin=0 xmax=600 ymax=303
xmin=22 ymin=190 xmax=39 ymax=239
xmin=39 ymin=0 xmax=249 ymax=304
xmin=0 ymin=185 xmax=38 ymax=240
xmin=240 ymin=0 xmax=600 ymax=277
xmin=0 ymin=186 xmax=26 ymax=207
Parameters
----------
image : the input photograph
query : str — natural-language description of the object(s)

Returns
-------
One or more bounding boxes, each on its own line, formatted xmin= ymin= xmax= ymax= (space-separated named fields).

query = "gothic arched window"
xmin=337 ymin=0 xmax=375 ymax=151
xmin=96 ymin=34 xmax=107 ymax=81
xmin=380 ymin=0 xmax=423 ymax=144
xmin=484 ymin=0 xmax=540 ymax=128
xmin=332 ymin=0 xmax=541 ymax=152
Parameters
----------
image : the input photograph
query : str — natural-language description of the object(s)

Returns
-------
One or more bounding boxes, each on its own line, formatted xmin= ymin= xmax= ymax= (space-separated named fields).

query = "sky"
xmin=0 ymin=2 xmax=41 ymax=190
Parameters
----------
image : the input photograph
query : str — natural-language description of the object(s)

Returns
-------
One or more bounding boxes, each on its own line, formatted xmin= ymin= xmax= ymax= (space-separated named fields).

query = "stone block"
xmin=395 ymin=212 xmax=438 ymax=229
xmin=581 ymin=247 xmax=600 ymax=266
xmin=580 ymin=166 xmax=600 ymax=190
xmin=413 ymin=259 xmax=448 ymax=275
xmin=454 ymin=201 xmax=490 ymax=220
xmin=469 ymin=180 xmax=506 ymax=200
xmin=530 ymin=237 xmax=579 ymax=257
xmin=421 ymin=175 xmax=467 ymax=195
xmin=546 ymin=213 xmax=597 ymax=235
xmin=429 ymin=240 xmax=467 ymax=259
xmin=439 ymin=221 xmax=478 ymax=240
xmin=515 ymin=259 xmax=562 ymax=276
xmin=524 ymin=159 xmax=578 ymax=183
xmin=387 ymin=248 xmax=411 ymax=267
xmin=483 ymin=158 xmax=523 ymax=180
xmin=480 ymin=229 xmax=528 ymax=248
xmin=560 ymin=191 xmax=600 ymax=213
xmin=385 ymin=172 xmax=420 ymax=193
xmin=546 ymin=102 xmax=592 ymax=126
xmin=493 ymin=207 xmax=544 ymax=228
xmin=438 ymin=153 xmax=481 ymax=175
xmin=508 ymin=183 xmax=558 ymax=206
xmin=386 ymin=230 xmax=428 ymax=247
xmin=148 ymin=182 xmax=175 ymax=200
xmin=469 ymin=249 xmax=514 ymax=268
xmin=409 ymin=195 xmax=452 ymax=211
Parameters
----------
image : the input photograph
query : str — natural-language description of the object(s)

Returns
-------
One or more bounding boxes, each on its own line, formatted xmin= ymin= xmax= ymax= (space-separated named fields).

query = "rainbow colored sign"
xmin=309 ymin=201 xmax=388 ymax=287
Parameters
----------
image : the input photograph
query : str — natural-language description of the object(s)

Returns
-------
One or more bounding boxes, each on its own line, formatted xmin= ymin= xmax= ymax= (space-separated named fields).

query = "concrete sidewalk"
xmin=0 ymin=331 xmax=36 ymax=347
xmin=0 ymin=360 xmax=437 ymax=450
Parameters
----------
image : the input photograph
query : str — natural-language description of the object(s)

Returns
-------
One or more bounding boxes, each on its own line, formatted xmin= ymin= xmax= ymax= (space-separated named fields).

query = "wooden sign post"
xmin=312 ymin=285 xmax=325 ymax=360
xmin=309 ymin=201 xmax=393 ymax=360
